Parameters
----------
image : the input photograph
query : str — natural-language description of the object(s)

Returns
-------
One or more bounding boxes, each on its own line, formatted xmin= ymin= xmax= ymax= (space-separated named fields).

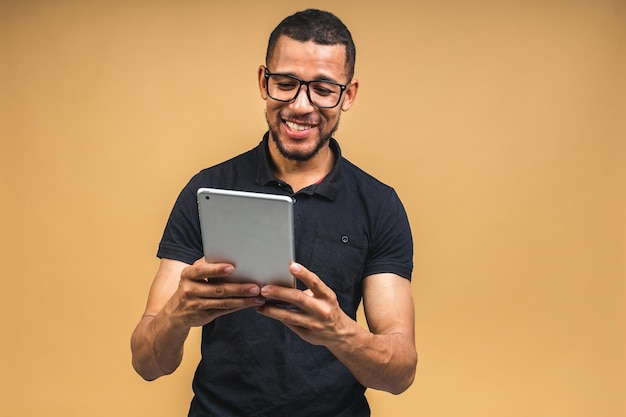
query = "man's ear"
xmin=341 ymin=78 xmax=359 ymax=112
xmin=258 ymin=65 xmax=268 ymax=100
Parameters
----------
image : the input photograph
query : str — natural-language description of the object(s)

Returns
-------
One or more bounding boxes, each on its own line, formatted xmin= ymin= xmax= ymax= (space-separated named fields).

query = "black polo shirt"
xmin=158 ymin=133 xmax=413 ymax=417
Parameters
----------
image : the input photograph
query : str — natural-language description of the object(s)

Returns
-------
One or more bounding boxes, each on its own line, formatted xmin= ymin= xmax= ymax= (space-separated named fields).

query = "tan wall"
xmin=1 ymin=1 xmax=624 ymax=416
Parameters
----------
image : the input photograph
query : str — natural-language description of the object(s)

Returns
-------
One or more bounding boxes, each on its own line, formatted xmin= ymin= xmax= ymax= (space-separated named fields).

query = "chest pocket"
xmin=307 ymin=228 xmax=368 ymax=292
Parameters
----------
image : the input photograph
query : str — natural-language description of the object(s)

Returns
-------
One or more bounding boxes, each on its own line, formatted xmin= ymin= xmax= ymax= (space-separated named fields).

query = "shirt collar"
xmin=255 ymin=132 xmax=343 ymax=200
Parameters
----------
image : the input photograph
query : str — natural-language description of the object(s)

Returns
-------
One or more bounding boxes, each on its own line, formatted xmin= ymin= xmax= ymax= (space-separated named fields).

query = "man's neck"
xmin=269 ymin=141 xmax=335 ymax=193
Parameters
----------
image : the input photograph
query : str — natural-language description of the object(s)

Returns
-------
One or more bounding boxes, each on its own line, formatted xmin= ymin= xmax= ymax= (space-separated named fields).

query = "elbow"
xmin=363 ymin=346 xmax=417 ymax=394
xmin=389 ymin=349 xmax=418 ymax=395
xmin=390 ymin=369 xmax=415 ymax=395
xmin=131 ymin=350 xmax=177 ymax=381
xmin=130 ymin=329 xmax=168 ymax=381
xmin=132 ymin=356 xmax=162 ymax=382
xmin=131 ymin=349 xmax=159 ymax=381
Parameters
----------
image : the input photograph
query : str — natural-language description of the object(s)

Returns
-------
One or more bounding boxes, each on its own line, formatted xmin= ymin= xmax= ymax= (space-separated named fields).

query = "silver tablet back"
xmin=197 ymin=188 xmax=295 ymax=287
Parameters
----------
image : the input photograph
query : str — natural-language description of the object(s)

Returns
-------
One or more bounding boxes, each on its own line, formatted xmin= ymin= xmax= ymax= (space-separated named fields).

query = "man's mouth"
xmin=285 ymin=120 xmax=314 ymax=132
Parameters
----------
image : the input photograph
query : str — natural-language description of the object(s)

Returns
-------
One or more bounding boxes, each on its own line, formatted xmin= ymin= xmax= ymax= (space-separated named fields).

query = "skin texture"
xmin=131 ymin=35 xmax=417 ymax=394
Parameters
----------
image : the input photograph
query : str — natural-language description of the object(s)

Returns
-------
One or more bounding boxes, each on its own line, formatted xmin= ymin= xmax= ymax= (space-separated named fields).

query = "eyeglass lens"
xmin=266 ymin=74 xmax=343 ymax=108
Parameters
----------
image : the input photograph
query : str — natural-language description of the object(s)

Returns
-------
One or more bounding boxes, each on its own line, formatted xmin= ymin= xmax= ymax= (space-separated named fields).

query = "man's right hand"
xmin=131 ymin=258 xmax=265 ymax=380
xmin=164 ymin=258 xmax=266 ymax=328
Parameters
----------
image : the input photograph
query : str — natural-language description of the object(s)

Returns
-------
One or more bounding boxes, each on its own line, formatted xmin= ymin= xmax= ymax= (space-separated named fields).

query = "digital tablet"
xmin=197 ymin=188 xmax=295 ymax=288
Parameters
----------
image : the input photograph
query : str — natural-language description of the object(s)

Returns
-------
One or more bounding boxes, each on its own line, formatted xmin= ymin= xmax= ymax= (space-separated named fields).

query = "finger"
xmin=183 ymin=260 xmax=235 ymax=282
xmin=259 ymin=284 xmax=297 ymax=304
xmin=259 ymin=284 xmax=318 ymax=315
xmin=289 ymin=263 xmax=331 ymax=297
xmin=200 ymin=295 xmax=266 ymax=311
xmin=199 ymin=282 xmax=262 ymax=299
xmin=256 ymin=303 xmax=308 ymax=327
xmin=188 ymin=297 xmax=265 ymax=326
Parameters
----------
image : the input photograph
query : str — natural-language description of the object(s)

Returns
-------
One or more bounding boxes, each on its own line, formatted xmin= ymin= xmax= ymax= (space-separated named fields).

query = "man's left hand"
xmin=255 ymin=263 xmax=351 ymax=348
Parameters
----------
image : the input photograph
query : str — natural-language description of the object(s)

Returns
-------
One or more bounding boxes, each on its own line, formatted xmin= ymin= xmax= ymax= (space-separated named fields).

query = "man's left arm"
xmin=256 ymin=263 xmax=417 ymax=394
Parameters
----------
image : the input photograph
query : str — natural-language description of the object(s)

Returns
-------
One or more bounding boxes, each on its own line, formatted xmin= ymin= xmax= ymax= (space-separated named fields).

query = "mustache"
xmin=278 ymin=110 xmax=319 ymax=125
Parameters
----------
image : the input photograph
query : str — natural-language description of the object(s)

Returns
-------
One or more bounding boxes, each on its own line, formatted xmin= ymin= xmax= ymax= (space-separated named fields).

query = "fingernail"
xmin=224 ymin=266 xmax=234 ymax=274
xmin=249 ymin=286 xmax=260 ymax=295
xmin=254 ymin=297 xmax=266 ymax=305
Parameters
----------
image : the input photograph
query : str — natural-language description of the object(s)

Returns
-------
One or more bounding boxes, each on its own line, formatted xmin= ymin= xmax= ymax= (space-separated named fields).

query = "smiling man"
xmin=131 ymin=9 xmax=417 ymax=417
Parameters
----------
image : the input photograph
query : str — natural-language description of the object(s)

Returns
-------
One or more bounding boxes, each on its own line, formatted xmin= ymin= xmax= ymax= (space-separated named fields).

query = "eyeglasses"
xmin=264 ymin=69 xmax=349 ymax=109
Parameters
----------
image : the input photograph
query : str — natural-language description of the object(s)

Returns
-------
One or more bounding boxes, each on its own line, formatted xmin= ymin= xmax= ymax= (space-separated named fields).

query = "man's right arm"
xmin=130 ymin=258 xmax=265 ymax=381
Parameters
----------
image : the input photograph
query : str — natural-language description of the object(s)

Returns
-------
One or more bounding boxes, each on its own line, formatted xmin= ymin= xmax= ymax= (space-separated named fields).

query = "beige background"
xmin=1 ymin=0 xmax=624 ymax=416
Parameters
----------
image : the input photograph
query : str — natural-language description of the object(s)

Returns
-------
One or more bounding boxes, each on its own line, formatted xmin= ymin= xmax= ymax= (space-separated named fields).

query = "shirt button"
xmin=341 ymin=235 xmax=349 ymax=244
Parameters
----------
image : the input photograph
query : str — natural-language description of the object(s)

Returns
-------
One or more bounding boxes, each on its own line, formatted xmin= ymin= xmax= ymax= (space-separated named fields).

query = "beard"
xmin=266 ymin=111 xmax=339 ymax=162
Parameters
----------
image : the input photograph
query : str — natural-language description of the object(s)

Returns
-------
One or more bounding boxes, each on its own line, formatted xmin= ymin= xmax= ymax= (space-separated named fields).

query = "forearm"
xmin=329 ymin=318 xmax=417 ymax=394
xmin=131 ymin=312 xmax=191 ymax=381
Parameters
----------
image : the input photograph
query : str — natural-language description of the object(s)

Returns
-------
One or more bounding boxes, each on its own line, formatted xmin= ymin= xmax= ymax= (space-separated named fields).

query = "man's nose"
xmin=291 ymin=84 xmax=315 ymax=111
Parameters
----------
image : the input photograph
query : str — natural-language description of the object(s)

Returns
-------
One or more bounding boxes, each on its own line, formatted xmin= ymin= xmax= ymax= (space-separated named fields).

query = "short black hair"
xmin=265 ymin=9 xmax=356 ymax=80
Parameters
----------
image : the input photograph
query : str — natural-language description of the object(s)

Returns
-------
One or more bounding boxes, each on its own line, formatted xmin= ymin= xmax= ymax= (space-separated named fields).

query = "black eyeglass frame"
xmin=264 ymin=69 xmax=350 ymax=109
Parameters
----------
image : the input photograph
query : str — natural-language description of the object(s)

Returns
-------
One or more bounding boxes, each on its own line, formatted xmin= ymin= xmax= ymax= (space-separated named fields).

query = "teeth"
xmin=286 ymin=121 xmax=312 ymax=131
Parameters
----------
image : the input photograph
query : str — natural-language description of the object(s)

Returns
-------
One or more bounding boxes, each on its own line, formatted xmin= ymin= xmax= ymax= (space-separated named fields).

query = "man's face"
xmin=258 ymin=36 xmax=358 ymax=162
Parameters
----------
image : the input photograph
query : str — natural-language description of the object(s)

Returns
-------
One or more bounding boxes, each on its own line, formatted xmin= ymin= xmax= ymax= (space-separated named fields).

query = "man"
xmin=131 ymin=8 xmax=416 ymax=416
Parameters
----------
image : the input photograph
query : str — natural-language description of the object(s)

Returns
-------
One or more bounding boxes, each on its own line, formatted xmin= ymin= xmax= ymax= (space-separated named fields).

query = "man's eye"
xmin=276 ymin=81 xmax=298 ymax=89
xmin=312 ymin=85 xmax=335 ymax=96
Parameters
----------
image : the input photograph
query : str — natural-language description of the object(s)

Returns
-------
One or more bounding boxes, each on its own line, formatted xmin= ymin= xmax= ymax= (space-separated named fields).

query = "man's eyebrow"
xmin=272 ymin=70 xmax=342 ymax=84
xmin=311 ymin=72 xmax=345 ymax=83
